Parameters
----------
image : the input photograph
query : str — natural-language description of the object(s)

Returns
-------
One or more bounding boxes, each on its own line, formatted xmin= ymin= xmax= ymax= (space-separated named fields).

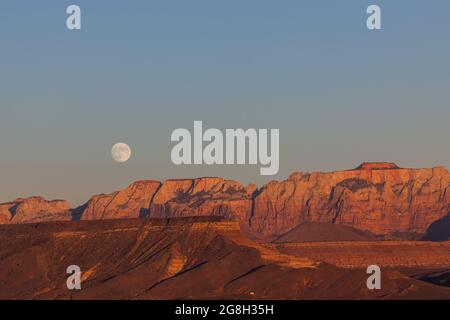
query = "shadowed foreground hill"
xmin=0 ymin=218 xmax=449 ymax=300
xmin=273 ymin=222 xmax=377 ymax=243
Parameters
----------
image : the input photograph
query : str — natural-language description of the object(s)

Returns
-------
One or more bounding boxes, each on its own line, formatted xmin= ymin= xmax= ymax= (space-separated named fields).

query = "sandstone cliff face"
xmin=148 ymin=177 xmax=255 ymax=221
xmin=0 ymin=197 xmax=71 ymax=224
xmin=2 ymin=163 xmax=449 ymax=239
xmin=79 ymin=178 xmax=253 ymax=222
xmin=251 ymin=165 xmax=450 ymax=237
xmin=0 ymin=202 xmax=14 ymax=224
xmin=80 ymin=180 xmax=161 ymax=220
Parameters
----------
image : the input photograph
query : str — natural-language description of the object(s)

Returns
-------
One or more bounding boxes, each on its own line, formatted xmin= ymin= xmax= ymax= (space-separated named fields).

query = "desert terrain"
xmin=1 ymin=163 xmax=449 ymax=299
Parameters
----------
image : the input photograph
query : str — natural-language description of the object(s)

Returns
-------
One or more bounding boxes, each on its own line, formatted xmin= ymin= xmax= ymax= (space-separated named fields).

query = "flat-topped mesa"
xmin=355 ymin=162 xmax=400 ymax=170
xmin=251 ymin=164 xmax=450 ymax=238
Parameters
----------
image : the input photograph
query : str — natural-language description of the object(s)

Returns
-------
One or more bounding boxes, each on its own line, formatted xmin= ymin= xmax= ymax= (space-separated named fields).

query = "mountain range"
xmin=1 ymin=162 xmax=449 ymax=240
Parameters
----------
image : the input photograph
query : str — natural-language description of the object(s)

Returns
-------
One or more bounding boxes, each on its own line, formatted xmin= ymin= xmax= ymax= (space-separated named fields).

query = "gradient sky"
xmin=1 ymin=0 xmax=449 ymax=206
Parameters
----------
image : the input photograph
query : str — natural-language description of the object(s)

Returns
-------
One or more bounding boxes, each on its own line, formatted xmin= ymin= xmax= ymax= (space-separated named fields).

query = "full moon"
xmin=111 ymin=143 xmax=131 ymax=163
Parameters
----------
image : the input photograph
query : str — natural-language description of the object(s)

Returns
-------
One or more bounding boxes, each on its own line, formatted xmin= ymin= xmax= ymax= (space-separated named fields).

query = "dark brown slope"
xmin=273 ymin=222 xmax=377 ymax=243
xmin=274 ymin=241 xmax=450 ymax=269
xmin=414 ymin=270 xmax=450 ymax=287
xmin=0 ymin=218 xmax=449 ymax=300
xmin=422 ymin=212 xmax=450 ymax=241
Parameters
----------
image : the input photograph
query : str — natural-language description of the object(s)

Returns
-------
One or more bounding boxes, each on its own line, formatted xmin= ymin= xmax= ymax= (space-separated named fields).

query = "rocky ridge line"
xmin=1 ymin=163 xmax=449 ymax=239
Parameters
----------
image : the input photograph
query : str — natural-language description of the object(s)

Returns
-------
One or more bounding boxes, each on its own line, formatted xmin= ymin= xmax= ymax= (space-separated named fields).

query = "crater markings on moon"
xmin=111 ymin=143 xmax=131 ymax=163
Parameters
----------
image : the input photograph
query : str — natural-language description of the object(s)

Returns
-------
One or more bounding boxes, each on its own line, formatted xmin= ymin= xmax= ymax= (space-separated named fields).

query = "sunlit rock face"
xmin=251 ymin=164 xmax=450 ymax=237
xmin=80 ymin=180 xmax=162 ymax=220
xmin=1 ymin=163 xmax=449 ymax=240
xmin=148 ymin=177 xmax=255 ymax=222
xmin=0 ymin=197 xmax=71 ymax=224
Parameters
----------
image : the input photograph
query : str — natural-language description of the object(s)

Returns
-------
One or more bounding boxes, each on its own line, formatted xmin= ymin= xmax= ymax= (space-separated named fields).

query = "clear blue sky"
xmin=1 ymin=1 xmax=449 ymax=205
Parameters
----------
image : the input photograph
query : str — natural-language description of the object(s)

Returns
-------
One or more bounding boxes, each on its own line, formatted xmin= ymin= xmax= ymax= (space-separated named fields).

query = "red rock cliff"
xmin=76 ymin=178 xmax=255 ymax=223
xmin=0 ymin=197 xmax=71 ymax=224
xmin=148 ymin=177 xmax=255 ymax=221
xmin=1 ymin=163 xmax=449 ymax=239
xmin=251 ymin=164 xmax=450 ymax=237
xmin=80 ymin=180 xmax=161 ymax=220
